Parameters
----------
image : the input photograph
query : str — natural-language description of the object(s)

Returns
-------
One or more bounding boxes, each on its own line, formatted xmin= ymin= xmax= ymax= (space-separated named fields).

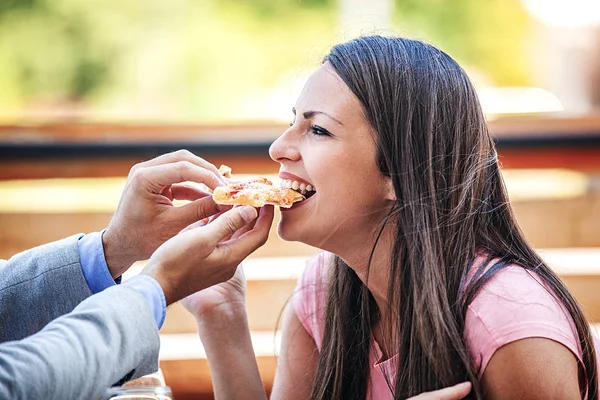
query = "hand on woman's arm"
xmin=181 ymin=206 xmax=274 ymax=400
xmin=141 ymin=204 xmax=272 ymax=305
xmin=407 ymin=382 xmax=472 ymax=400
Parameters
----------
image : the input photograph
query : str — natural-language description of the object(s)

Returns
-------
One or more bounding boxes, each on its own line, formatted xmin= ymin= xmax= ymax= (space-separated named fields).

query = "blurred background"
xmin=0 ymin=0 xmax=598 ymax=122
xmin=0 ymin=0 xmax=599 ymax=398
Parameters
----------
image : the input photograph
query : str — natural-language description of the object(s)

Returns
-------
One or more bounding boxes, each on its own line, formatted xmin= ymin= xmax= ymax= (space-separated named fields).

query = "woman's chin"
xmin=276 ymin=223 xmax=298 ymax=242
xmin=277 ymin=225 xmax=328 ymax=253
xmin=276 ymin=221 xmax=312 ymax=245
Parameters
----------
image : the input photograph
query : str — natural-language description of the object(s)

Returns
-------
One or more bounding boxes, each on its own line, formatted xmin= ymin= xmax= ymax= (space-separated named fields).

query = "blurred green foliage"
xmin=0 ymin=0 xmax=531 ymax=122
xmin=394 ymin=0 xmax=531 ymax=86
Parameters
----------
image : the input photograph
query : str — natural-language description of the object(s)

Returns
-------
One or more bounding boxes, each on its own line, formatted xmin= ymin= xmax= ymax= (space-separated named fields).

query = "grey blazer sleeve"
xmin=0 ymin=235 xmax=93 ymax=342
xmin=0 ymin=283 xmax=160 ymax=400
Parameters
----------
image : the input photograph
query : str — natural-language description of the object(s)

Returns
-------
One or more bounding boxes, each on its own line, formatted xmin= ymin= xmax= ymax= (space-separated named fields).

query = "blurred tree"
xmin=394 ymin=0 xmax=532 ymax=86
xmin=0 ymin=0 xmax=531 ymax=122
xmin=0 ymin=1 xmax=113 ymax=101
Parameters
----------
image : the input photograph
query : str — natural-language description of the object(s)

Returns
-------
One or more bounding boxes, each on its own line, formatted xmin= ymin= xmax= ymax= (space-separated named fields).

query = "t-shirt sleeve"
xmin=464 ymin=266 xmax=583 ymax=378
xmin=292 ymin=252 xmax=330 ymax=350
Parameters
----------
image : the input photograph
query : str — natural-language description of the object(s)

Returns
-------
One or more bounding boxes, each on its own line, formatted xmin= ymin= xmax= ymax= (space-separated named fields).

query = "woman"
xmin=184 ymin=36 xmax=599 ymax=399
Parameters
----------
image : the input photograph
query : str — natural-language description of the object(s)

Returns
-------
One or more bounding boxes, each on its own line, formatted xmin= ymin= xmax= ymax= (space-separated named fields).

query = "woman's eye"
xmin=310 ymin=125 xmax=331 ymax=137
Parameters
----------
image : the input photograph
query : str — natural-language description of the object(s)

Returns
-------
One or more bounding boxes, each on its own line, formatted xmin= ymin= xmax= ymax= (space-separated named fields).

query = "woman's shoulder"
xmin=467 ymin=259 xmax=571 ymax=321
xmin=464 ymin=257 xmax=582 ymax=377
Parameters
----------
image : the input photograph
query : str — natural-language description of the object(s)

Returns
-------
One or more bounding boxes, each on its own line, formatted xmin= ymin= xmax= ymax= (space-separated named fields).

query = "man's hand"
xmin=408 ymin=382 xmax=472 ymax=400
xmin=141 ymin=205 xmax=274 ymax=305
xmin=102 ymin=150 xmax=228 ymax=278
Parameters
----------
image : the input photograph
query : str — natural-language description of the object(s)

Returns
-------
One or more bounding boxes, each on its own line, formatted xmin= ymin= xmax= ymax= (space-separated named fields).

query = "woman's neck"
xmin=335 ymin=224 xmax=396 ymax=345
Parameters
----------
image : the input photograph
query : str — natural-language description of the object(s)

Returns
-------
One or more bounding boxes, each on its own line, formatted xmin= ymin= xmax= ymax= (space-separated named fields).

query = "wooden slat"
xmin=0 ymin=212 xmax=112 ymax=259
xmin=1 ymin=146 xmax=600 ymax=181
xmin=124 ymin=256 xmax=306 ymax=333
xmin=0 ymin=211 xmax=318 ymax=260
xmin=498 ymin=148 xmax=600 ymax=171
xmin=2 ymin=114 xmax=600 ymax=142
xmin=159 ymin=356 xmax=276 ymax=400
xmin=159 ymin=330 xmax=279 ymax=399
xmin=160 ymin=279 xmax=298 ymax=334
xmin=489 ymin=113 xmax=600 ymax=138
xmin=1 ymin=190 xmax=599 ymax=260
xmin=0 ymin=155 xmax=279 ymax=180
xmin=0 ymin=122 xmax=287 ymax=142
xmin=511 ymin=192 xmax=600 ymax=248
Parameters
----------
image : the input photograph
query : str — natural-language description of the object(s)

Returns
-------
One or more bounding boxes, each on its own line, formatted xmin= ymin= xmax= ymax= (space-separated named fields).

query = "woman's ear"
xmin=384 ymin=177 xmax=396 ymax=201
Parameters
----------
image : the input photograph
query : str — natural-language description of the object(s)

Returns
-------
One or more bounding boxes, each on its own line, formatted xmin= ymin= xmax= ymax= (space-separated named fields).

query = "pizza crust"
xmin=218 ymin=164 xmax=232 ymax=179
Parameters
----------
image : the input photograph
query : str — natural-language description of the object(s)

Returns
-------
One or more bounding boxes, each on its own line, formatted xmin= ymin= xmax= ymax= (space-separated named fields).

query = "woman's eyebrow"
xmin=292 ymin=107 xmax=343 ymax=126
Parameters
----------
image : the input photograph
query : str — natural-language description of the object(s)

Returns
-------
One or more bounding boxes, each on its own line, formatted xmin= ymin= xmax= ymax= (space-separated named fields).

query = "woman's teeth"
xmin=280 ymin=179 xmax=316 ymax=195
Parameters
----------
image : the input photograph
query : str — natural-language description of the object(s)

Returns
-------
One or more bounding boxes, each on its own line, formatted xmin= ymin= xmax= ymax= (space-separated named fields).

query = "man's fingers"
xmin=130 ymin=150 xmax=225 ymax=182
xmin=160 ymin=185 xmax=174 ymax=201
xmin=171 ymin=183 xmax=212 ymax=202
xmin=230 ymin=206 xmax=265 ymax=240
xmin=203 ymin=206 xmax=258 ymax=244
xmin=179 ymin=218 xmax=208 ymax=233
xmin=218 ymin=206 xmax=274 ymax=259
xmin=175 ymin=196 xmax=222 ymax=226
xmin=230 ymin=218 xmax=257 ymax=240
xmin=410 ymin=382 xmax=472 ymax=400
xmin=134 ymin=161 xmax=224 ymax=193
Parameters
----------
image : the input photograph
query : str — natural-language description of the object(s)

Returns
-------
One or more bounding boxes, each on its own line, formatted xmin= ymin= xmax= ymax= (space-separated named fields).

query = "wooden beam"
xmin=159 ymin=356 xmax=276 ymax=400
xmin=0 ymin=155 xmax=279 ymax=180
xmin=1 ymin=145 xmax=600 ymax=181
xmin=1 ymin=116 xmax=599 ymax=180
xmin=498 ymin=148 xmax=600 ymax=170
xmin=1 ymin=114 xmax=599 ymax=142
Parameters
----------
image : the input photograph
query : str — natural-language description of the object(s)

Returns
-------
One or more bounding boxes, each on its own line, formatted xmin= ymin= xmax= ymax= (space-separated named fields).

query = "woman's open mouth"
xmin=280 ymin=179 xmax=317 ymax=201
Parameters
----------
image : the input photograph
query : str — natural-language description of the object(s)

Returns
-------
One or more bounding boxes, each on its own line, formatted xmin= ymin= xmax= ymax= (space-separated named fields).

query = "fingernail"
xmin=240 ymin=206 xmax=257 ymax=222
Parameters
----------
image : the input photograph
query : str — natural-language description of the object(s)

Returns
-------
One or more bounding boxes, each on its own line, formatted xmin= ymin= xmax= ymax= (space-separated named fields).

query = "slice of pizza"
xmin=212 ymin=176 xmax=305 ymax=208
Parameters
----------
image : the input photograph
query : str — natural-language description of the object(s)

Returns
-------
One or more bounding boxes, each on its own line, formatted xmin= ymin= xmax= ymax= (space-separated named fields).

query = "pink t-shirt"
xmin=292 ymin=252 xmax=599 ymax=399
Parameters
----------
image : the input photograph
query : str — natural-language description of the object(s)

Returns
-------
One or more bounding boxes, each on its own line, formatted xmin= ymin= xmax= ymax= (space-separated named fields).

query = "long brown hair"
xmin=310 ymin=35 xmax=598 ymax=399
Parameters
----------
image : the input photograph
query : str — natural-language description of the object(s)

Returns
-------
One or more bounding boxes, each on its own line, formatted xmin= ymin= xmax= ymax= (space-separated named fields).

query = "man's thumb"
xmin=204 ymin=206 xmax=257 ymax=242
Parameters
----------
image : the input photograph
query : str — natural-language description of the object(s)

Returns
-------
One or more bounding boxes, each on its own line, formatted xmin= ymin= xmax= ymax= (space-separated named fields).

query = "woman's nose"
xmin=269 ymin=128 xmax=300 ymax=163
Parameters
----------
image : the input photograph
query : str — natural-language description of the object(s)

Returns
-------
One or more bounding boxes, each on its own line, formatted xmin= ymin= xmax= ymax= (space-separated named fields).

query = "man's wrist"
xmin=102 ymin=228 xmax=134 ymax=278
xmin=139 ymin=262 xmax=178 ymax=306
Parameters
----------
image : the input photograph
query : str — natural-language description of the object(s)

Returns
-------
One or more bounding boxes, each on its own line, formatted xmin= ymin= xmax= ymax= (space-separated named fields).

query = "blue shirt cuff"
xmin=122 ymin=275 xmax=167 ymax=329
xmin=78 ymin=231 xmax=118 ymax=294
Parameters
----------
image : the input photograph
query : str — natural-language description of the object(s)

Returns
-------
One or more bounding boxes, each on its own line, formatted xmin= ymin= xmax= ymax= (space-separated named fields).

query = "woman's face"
xmin=269 ymin=63 xmax=394 ymax=254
